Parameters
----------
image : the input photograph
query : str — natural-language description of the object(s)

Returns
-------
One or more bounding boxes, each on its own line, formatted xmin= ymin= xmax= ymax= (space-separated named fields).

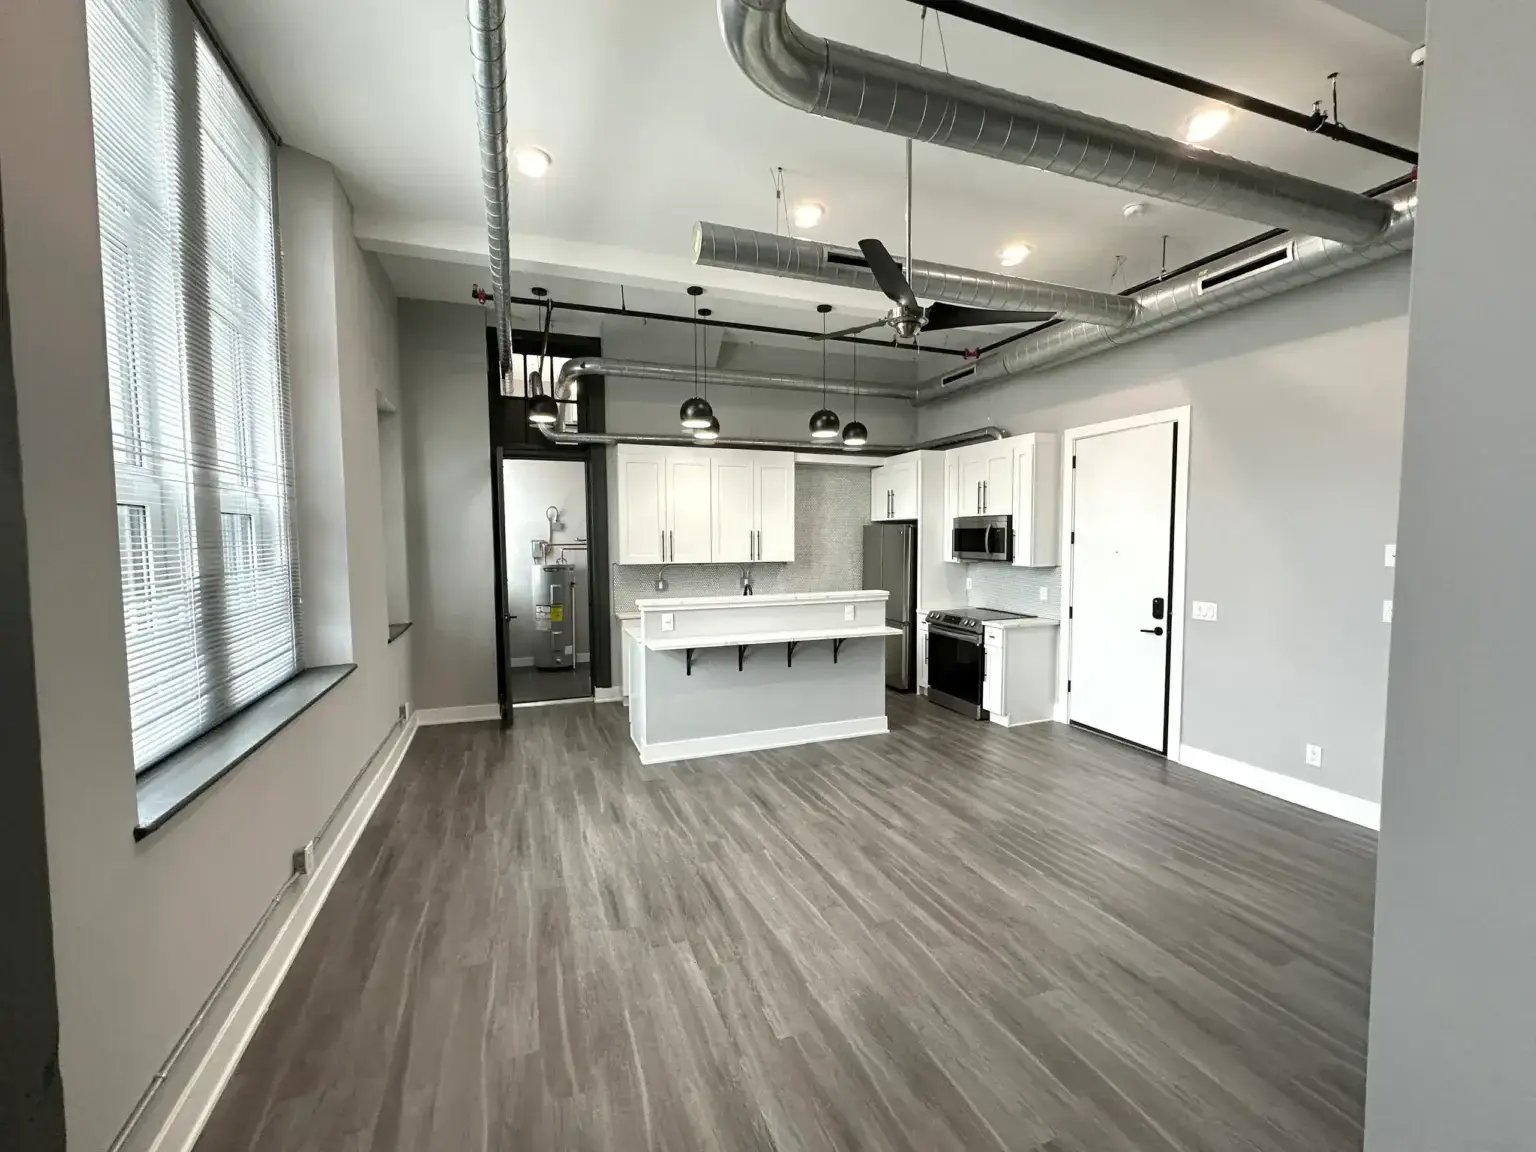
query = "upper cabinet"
xmin=1011 ymin=433 xmax=1061 ymax=568
xmin=953 ymin=439 xmax=1014 ymax=516
xmin=712 ymin=450 xmax=795 ymax=563
xmin=871 ymin=455 xmax=919 ymax=521
xmin=617 ymin=445 xmax=796 ymax=566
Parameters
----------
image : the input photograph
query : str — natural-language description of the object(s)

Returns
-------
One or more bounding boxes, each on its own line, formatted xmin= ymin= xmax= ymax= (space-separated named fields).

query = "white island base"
xmin=624 ymin=591 xmax=898 ymax=765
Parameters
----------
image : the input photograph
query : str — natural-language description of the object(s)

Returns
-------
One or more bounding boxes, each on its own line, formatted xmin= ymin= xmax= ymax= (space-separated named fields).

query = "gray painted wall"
xmin=0 ymin=8 xmax=409 ymax=1133
xmin=399 ymin=299 xmax=499 ymax=711
xmin=1364 ymin=3 xmax=1536 ymax=1146
xmin=919 ymin=257 xmax=1410 ymax=804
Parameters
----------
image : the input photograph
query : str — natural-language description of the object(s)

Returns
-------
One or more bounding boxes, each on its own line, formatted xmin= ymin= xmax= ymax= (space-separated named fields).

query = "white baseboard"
xmin=639 ymin=715 xmax=887 ymax=765
xmin=415 ymin=703 xmax=501 ymax=725
xmin=990 ymin=713 xmax=1052 ymax=729
xmin=593 ymin=686 xmax=623 ymax=703
xmin=140 ymin=715 xmax=419 ymax=1152
xmin=511 ymin=697 xmax=591 ymax=710
xmin=1177 ymin=744 xmax=1381 ymax=830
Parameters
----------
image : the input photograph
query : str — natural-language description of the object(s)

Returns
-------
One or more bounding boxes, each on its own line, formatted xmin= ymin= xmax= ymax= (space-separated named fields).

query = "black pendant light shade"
xmin=693 ymin=414 xmax=721 ymax=440
xmin=841 ymin=421 xmax=868 ymax=446
xmin=680 ymin=395 xmax=714 ymax=429
xmin=810 ymin=303 xmax=839 ymax=440
xmin=527 ymin=393 xmax=559 ymax=425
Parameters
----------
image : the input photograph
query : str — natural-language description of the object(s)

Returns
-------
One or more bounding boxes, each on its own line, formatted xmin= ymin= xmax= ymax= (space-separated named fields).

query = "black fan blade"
xmin=923 ymin=303 xmax=1055 ymax=332
xmin=819 ymin=318 xmax=888 ymax=341
xmin=858 ymin=239 xmax=920 ymax=313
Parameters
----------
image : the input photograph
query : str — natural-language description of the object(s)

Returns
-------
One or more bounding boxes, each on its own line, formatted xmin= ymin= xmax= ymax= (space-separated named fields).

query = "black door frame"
xmin=485 ymin=327 xmax=610 ymax=725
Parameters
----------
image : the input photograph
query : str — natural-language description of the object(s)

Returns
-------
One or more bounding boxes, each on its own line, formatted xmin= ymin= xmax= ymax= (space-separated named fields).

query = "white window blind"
xmin=86 ymin=0 xmax=301 ymax=772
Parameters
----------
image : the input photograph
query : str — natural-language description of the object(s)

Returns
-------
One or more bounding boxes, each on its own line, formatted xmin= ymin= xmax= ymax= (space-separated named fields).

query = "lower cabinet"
xmin=982 ymin=624 xmax=1057 ymax=726
xmin=918 ymin=621 xmax=930 ymax=692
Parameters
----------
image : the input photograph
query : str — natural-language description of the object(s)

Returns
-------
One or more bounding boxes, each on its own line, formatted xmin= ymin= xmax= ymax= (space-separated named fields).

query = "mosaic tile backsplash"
xmin=964 ymin=562 xmax=1062 ymax=621
xmin=612 ymin=465 xmax=870 ymax=610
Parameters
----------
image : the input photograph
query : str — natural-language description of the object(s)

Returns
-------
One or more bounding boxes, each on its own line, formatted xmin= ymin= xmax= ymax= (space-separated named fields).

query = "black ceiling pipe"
xmin=900 ymin=0 xmax=1419 ymax=167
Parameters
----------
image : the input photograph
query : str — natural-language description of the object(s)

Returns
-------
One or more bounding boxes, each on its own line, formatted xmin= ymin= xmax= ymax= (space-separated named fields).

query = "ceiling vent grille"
xmin=942 ymin=365 xmax=978 ymax=387
xmin=1197 ymin=243 xmax=1295 ymax=294
xmin=824 ymin=249 xmax=871 ymax=268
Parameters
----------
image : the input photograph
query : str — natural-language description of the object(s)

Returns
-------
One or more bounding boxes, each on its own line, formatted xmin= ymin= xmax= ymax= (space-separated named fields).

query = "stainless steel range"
xmin=924 ymin=607 xmax=1035 ymax=719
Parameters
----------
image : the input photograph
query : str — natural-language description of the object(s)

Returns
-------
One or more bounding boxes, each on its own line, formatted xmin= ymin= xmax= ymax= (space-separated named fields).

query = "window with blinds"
xmin=85 ymin=0 xmax=301 ymax=772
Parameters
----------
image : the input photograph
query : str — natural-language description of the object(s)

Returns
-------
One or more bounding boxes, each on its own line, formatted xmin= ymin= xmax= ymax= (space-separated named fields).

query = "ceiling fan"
xmin=823 ymin=238 xmax=1055 ymax=343
xmin=821 ymin=139 xmax=1055 ymax=344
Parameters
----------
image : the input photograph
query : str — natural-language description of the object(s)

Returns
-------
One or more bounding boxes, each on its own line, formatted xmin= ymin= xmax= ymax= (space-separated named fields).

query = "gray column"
xmin=1365 ymin=3 xmax=1536 ymax=1149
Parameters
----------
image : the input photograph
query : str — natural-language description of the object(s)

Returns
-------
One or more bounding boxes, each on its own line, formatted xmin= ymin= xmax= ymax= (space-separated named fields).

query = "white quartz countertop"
xmin=642 ymin=624 xmax=901 ymax=651
xmin=634 ymin=590 xmax=887 ymax=611
xmin=982 ymin=617 xmax=1061 ymax=631
xmin=616 ymin=610 xmax=640 ymax=621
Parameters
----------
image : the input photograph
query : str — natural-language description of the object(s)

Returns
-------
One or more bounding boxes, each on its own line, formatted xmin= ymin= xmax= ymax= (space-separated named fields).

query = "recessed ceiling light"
xmin=1183 ymin=107 xmax=1232 ymax=144
xmin=997 ymin=243 xmax=1032 ymax=267
xmin=1123 ymin=202 xmax=1149 ymax=219
xmin=792 ymin=201 xmax=825 ymax=229
xmin=514 ymin=146 xmax=552 ymax=178
xmin=1410 ymin=44 xmax=1426 ymax=67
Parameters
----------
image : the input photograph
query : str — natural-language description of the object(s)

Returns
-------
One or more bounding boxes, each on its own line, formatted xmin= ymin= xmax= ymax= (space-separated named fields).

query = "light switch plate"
xmin=661 ymin=613 xmax=675 ymax=632
xmin=1191 ymin=601 xmax=1218 ymax=622
xmin=1039 ymin=586 xmax=1050 ymax=601
xmin=1382 ymin=599 xmax=1394 ymax=623
xmin=966 ymin=577 xmax=973 ymax=590
xmin=1305 ymin=744 xmax=1323 ymax=768
xmin=1384 ymin=544 xmax=1396 ymax=568
xmin=844 ymin=604 xmax=856 ymax=621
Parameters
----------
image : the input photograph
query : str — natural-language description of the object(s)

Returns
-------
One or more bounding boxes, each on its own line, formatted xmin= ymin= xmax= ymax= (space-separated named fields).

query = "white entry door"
xmin=1068 ymin=421 xmax=1176 ymax=751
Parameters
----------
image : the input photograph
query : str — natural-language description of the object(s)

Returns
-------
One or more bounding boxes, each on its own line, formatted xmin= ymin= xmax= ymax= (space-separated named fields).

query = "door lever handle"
xmin=1140 ymin=627 xmax=1165 ymax=636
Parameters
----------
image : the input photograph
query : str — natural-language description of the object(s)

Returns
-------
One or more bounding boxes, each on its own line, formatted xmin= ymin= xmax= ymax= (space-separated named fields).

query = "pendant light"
xmin=841 ymin=338 xmax=868 ymax=447
xmin=525 ymin=289 xmax=559 ymax=425
xmin=692 ymin=304 xmax=721 ymax=440
xmin=679 ymin=286 xmax=715 ymax=430
xmin=809 ymin=303 xmax=840 ymax=439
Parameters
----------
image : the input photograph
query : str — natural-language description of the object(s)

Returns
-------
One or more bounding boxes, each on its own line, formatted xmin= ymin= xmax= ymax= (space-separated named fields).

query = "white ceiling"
xmin=202 ymin=0 xmax=1423 ymax=352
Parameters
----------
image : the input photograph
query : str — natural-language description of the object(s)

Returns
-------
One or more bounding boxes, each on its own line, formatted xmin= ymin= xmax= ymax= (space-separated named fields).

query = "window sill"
xmin=387 ymin=621 xmax=413 ymax=644
xmin=134 ymin=664 xmax=356 ymax=841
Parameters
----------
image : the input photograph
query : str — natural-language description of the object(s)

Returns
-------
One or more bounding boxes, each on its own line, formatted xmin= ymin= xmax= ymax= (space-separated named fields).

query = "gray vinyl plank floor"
xmin=196 ymin=692 xmax=1376 ymax=1152
xmin=509 ymin=663 xmax=592 ymax=703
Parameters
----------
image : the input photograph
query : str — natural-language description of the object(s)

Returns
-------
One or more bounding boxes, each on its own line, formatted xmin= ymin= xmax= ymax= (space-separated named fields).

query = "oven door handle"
xmin=928 ymin=624 xmax=984 ymax=646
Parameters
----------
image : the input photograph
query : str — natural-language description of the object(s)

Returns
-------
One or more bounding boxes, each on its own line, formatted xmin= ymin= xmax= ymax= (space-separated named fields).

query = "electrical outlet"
xmin=1384 ymin=544 xmax=1396 ymax=568
xmin=1039 ymin=586 xmax=1050 ymax=601
xmin=1382 ymin=599 xmax=1394 ymax=623
xmin=1191 ymin=601 xmax=1218 ymax=622
xmin=661 ymin=612 xmax=675 ymax=632
xmin=844 ymin=604 xmax=856 ymax=621
xmin=397 ymin=703 xmax=408 ymax=723
xmin=1305 ymin=745 xmax=1323 ymax=768
xmin=292 ymin=839 xmax=317 ymax=878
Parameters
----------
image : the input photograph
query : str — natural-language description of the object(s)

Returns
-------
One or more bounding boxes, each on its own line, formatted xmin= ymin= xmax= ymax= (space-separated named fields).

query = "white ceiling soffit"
xmin=200 ymin=0 xmax=1422 ymax=339
xmin=1315 ymin=0 xmax=1425 ymax=44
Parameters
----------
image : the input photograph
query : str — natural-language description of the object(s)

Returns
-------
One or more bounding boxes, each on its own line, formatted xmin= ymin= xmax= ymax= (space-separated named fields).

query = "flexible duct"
xmin=917 ymin=185 xmax=1417 ymax=405
xmin=556 ymin=356 xmax=916 ymax=401
xmin=538 ymin=425 xmax=1005 ymax=454
xmin=469 ymin=0 xmax=515 ymax=376
xmin=694 ymin=222 xmax=1138 ymax=328
xmin=718 ymin=0 xmax=1393 ymax=244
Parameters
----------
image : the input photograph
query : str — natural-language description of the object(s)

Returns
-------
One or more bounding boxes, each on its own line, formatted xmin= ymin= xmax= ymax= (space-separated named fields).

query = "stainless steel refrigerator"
xmin=862 ymin=522 xmax=917 ymax=692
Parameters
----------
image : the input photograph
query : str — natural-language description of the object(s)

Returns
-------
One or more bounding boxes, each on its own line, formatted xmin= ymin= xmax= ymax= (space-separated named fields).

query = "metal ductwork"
xmin=469 ymin=0 xmax=515 ymax=377
xmin=556 ymin=356 xmax=916 ymax=401
xmin=718 ymin=0 xmax=1394 ymax=245
xmin=917 ymin=185 xmax=1417 ymax=405
xmin=538 ymin=425 xmax=1005 ymax=455
xmin=694 ymin=222 xmax=1138 ymax=328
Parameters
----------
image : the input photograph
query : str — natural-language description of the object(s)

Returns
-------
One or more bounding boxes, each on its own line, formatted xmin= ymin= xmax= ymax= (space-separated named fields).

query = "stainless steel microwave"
xmin=952 ymin=514 xmax=1013 ymax=562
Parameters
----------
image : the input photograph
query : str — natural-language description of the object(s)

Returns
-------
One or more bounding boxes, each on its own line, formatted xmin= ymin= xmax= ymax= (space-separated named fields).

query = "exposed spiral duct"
xmin=718 ymin=0 xmax=1394 ymax=244
xmin=916 ymin=185 xmax=1417 ymax=405
xmin=469 ymin=0 xmax=515 ymax=378
xmin=694 ymin=222 xmax=1138 ymax=328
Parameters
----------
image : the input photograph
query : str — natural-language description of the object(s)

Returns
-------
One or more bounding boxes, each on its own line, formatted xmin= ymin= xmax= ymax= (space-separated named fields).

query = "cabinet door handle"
xmin=983 ymin=480 xmax=988 ymax=512
xmin=660 ymin=530 xmax=665 ymax=561
xmin=668 ymin=530 xmax=673 ymax=562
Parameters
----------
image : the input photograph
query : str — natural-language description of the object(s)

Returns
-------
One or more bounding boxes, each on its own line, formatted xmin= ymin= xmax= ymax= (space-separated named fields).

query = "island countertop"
xmin=634 ymin=589 xmax=888 ymax=611
xmin=641 ymin=623 xmax=901 ymax=651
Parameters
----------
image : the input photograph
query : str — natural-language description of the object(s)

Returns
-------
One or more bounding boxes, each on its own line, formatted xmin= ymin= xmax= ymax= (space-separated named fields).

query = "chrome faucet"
xmin=740 ymin=566 xmax=754 ymax=595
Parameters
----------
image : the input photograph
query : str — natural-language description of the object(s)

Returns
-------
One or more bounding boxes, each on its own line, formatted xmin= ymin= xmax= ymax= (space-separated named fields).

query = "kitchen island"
xmin=623 ymin=591 xmax=899 ymax=765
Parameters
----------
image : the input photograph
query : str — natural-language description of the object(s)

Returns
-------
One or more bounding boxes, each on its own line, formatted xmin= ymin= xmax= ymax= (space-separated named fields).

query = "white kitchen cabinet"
xmin=954 ymin=440 xmax=1014 ymax=516
xmin=871 ymin=455 xmax=919 ymax=521
xmin=712 ymin=450 xmax=795 ymax=563
xmin=943 ymin=455 xmax=960 ymax=562
xmin=982 ymin=623 xmax=1057 ymax=726
xmin=918 ymin=621 xmax=930 ymax=691
xmin=665 ymin=451 xmax=713 ymax=563
xmin=617 ymin=446 xmax=667 ymax=565
xmin=1011 ymin=432 xmax=1062 ymax=568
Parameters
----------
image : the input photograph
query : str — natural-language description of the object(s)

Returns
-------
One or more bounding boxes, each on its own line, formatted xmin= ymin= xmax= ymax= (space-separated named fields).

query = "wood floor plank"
xmin=194 ymin=695 xmax=1376 ymax=1152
